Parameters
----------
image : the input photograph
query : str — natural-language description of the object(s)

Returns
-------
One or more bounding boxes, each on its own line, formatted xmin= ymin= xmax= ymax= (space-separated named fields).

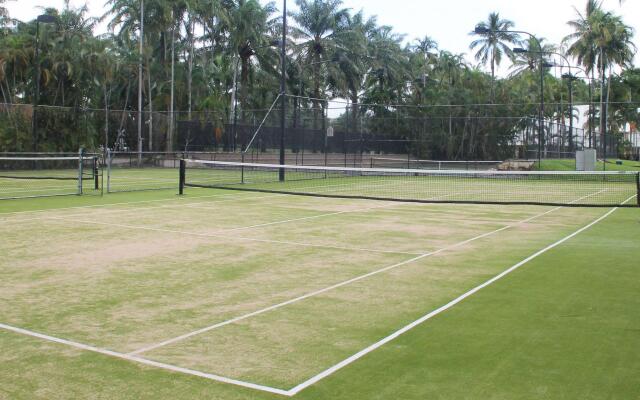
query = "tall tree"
xmin=469 ymin=12 xmax=519 ymax=102
xmin=292 ymin=0 xmax=350 ymax=128
xmin=564 ymin=0 xmax=635 ymax=151
xmin=228 ymin=0 xmax=276 ymax=122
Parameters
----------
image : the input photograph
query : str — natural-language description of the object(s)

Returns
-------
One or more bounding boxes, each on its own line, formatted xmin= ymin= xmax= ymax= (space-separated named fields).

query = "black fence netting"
xmin=1 ymin=100 xmax=638 ymax=165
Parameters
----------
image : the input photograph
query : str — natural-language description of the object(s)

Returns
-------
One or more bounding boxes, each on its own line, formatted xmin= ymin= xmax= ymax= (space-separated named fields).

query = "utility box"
xmin=576 ymin=149 xmax=597 ymax=171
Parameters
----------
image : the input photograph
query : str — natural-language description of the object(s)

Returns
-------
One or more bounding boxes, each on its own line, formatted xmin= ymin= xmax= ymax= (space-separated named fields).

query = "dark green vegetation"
xmin=0 ymin=187 xmax=638 ymax=399
xmin=0 ymin=0 xmax=638 ymax=161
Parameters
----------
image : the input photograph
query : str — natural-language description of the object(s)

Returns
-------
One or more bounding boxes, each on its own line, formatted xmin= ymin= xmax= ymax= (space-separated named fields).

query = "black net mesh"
xmin=182 ymin=160 xmax=640 ymax=208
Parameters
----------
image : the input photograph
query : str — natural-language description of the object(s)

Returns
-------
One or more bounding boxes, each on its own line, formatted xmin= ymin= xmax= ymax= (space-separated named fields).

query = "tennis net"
xmin=179 ymin=160 xmax=640 ymax=207
xmin=0 ymin=155 xmax=100 ymax=200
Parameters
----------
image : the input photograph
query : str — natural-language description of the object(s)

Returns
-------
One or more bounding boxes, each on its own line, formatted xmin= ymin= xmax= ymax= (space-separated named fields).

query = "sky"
xmin=6 ymin=0 xmax=640 ymax=73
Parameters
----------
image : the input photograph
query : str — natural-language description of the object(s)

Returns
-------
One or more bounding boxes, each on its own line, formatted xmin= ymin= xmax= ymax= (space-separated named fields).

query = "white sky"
xmin=6 ymin=0 xmax=640 ymax=72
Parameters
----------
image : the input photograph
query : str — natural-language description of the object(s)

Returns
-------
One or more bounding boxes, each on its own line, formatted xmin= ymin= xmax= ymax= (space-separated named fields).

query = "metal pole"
xmin=78 ymin=148 xmax=84 ymax=195
xmin=233 ymin=57 xmax=240 ymax=152
xmin=138 ymin=0 xmax=144 ymax=166
xmin=344 ymin=103 xmax=349 ymax=167
xmin=278 ymin=0 xmax=287 ymax=181
xmin=323 ymin=100 xmax=327 ymax=167
xmin=538 ymin=50 xmax=544 ymax=170
xmin=32 ymin=20 xmax=40 ymax=153
xmin=568 ymin=74 xmax=573 ymax=153
xmin=589 ymin=77 xmax=593 ymax=148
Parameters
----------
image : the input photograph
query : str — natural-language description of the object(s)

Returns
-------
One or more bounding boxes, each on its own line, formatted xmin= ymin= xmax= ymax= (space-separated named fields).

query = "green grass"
xmin=0 ymin=186 xmax=638 ymax=399
xmin=539 ymin=158 xmax=640 ymax=171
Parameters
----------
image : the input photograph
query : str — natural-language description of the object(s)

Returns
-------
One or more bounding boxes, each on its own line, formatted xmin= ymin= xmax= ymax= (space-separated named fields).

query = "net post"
xmin=77 ymin=148 xmax=85 ymax=195
xmin=179 ymin=159 xmax=185 ymax=195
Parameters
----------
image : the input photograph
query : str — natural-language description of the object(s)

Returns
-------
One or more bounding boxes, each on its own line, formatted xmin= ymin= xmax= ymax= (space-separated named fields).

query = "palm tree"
xmin=469 ymin=12 xmax=519 ymax=102
xmin=433 ymin=51 xmax=468 ymax=151
xmin=291 ymin=0 xmax=350 ymax=128
xmin=329 ymin=10 xmax=374 ymax=133
xmin=564 ymin=0 xmax=635 ymax=151
xmin=228 ymin=0 xmax=276 ymax=122
xmin=509 ymin=37 xmax=555 ymax=77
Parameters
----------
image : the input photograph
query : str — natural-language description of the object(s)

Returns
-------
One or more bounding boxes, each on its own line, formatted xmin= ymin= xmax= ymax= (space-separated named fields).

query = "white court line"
xmin=287 ymin=199 xmax=630 ymax=396
xmin=128 ymin=202 xmax=571 ymax=356
xmin=0 ymin=323 xmax=290 ymax=397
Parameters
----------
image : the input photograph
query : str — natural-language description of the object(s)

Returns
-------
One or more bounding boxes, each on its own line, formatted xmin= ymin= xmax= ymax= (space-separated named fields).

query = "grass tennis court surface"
xmin=1 ymin=188 xmax=639 ymax=399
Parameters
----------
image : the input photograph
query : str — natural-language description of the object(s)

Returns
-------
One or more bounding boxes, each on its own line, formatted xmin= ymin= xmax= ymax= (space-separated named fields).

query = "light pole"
xmin=31 ymin=14 xmax=56 ymax=153
xmin=138 ymin=0 xmax=144 ymax=165
xmin=279 ymin=0 xmax=287 ymax=181
xmin=476 ymin=26 xmax=545 ymax=169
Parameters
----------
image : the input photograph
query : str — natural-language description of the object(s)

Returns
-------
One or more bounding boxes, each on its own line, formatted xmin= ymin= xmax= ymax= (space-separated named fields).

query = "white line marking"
xmin=128 ymin=204 xmax=566 ymax=356
xmin=0 ymin=323 xmax=291 ymax=396
xmin=287 ymin=202 xmax=626 ymax=396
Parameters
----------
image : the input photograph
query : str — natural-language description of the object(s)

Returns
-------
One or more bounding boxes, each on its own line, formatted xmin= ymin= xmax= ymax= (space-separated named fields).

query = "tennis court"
xmin=1 ymin=168 xmax=637 ymax=397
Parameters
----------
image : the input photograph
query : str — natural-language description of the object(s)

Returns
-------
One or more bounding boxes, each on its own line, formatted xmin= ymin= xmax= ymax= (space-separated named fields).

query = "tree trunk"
xmin=313 ymin=44 xmax=321 ymax=130
xmin=147 ymin=63 xmax=153 ymax=152
xmin=104 ymin=83 xmax=110 ymax=151
xmin=187 ymin=15 xmax=194 ymax=124
xmin=490 ymin=49 xmax=495 ymax=103
xmin=350 ymin=92 xmax=358 ymax=135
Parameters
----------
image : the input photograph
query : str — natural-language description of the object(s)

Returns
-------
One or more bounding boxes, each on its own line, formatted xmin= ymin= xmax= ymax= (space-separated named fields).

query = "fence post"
xmin=93 ymin=156 xmax=99 ymax=191
xmin=179 ymin=159 xmax=185 ymax=195
xmin=77 ymin=148 xmax=84 ymax=195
